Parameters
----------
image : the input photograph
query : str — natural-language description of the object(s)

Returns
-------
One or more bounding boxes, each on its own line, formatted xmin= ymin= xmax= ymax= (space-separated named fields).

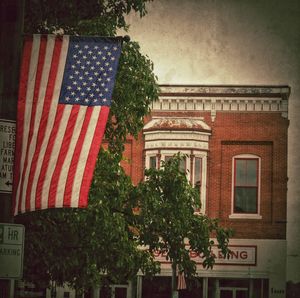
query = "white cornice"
xmin=152 ymin=85 xmax=290 ymax=120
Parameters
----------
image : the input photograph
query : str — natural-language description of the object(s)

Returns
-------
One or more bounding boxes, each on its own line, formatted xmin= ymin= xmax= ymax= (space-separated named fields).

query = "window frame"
xmin=229 ymin=154 xmax=262 ymax=219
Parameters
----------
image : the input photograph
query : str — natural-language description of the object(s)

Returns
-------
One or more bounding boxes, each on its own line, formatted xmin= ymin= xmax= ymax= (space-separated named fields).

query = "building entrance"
xmin=208 ymin=278 xmax=268 ymax=298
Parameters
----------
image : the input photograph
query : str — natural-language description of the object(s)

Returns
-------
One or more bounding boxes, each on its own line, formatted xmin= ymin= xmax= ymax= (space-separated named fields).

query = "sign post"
xmin=0 ymin=223 xmax=25 ymax=279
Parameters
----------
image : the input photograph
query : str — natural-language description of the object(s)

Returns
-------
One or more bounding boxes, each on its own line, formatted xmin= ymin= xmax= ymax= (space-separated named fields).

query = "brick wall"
xmin=121 ymin=108 xmax=288 ymax=240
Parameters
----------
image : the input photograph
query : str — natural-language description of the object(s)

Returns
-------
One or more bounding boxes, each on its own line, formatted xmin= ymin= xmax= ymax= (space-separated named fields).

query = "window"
xmin=149 ymin=155 xmax=157 ymax=169
xmin=194 ymin=157 xmax=202 ymax=194
xmin=164 ymin=155 xmax=186 ymax=173
xmin=145 ymin=150 xmax=207 ymax=213
xmin=231 ymin=155 xmax=261 ymax=219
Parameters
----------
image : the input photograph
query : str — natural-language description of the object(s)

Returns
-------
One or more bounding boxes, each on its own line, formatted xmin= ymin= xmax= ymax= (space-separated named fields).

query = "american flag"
xmin=12 ymin=34 xmax=122 ymax=215
xmin=177 ymin=271 xmax=187 ymax=290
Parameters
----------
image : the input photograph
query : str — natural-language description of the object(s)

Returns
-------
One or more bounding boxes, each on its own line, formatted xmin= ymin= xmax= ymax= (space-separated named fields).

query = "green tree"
xmin=133 ymin=154 xmax=233 ymax=297
xmin=18 ymin=150 xmax=159 ymax=292
xmin=16 ymin=0 xmax=159 ymax=293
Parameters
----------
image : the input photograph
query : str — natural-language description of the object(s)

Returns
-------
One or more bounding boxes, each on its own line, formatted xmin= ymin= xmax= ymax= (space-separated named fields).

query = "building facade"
xmin=117 ymin=85 xmax=289 ymax=298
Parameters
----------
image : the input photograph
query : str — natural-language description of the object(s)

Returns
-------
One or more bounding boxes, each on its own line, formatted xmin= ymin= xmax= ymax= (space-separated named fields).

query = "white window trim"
xmin=145 ymin=150 xmax=159 ymax=169
xmin=229 ymin=154 xmax=262 ymax=219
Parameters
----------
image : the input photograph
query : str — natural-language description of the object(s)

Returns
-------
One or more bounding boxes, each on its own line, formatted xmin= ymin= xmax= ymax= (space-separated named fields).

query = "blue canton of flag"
xmin=59 ymin=36 xmax=122 ymax=106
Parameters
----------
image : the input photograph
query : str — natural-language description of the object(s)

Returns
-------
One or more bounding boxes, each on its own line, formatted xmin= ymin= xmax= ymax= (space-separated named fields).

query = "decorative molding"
xmin=152 ymin=85 xmax=290 ymax=120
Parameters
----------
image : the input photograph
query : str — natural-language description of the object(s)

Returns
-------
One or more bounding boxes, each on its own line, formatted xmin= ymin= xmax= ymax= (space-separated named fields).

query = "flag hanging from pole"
xmin=12 ymin=34 xmax=122 ymax=216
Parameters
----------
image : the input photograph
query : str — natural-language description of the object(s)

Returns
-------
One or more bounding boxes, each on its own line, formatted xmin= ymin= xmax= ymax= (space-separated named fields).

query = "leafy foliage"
xmin=134 ymin=154 xmax=233 ymax=278
xmin=16 ymin=149 xmax=160 ymax=291
xmin=24 ymin=0 xmax=153 ymax=36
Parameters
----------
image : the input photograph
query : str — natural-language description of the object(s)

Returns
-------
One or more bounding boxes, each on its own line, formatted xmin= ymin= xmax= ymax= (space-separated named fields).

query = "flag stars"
xmin=60 ymin=39 xmax=120 ymax=106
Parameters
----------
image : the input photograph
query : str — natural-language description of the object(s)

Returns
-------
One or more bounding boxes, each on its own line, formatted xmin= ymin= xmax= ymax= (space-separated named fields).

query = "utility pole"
xmin=0 ymin=0 xmax=24 ymax=297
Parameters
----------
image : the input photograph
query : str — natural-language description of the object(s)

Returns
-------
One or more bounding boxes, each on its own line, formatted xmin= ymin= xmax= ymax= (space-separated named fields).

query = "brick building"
xmin=118 ymin=85 xmax=290 ymax=298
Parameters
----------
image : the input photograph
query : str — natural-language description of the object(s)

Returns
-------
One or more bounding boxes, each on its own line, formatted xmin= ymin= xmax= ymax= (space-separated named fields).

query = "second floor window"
xmin=145 ymin=150 xmax=207 ymax=212
xmin=233 ymin=157 xmax=259 ymax=214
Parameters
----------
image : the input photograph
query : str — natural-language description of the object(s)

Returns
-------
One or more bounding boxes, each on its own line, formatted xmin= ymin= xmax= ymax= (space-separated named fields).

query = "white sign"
xmin=0 ymin=223 xmax=25 ymax=279
xmin=0 ymin=119 xmax=15 ymax=193
xmin=153 ymin=245 xmax=257 ymax=266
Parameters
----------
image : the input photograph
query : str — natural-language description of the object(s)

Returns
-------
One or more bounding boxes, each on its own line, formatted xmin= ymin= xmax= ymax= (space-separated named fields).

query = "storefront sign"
xmin=0 ymin=119 xmax=16 ymax=193
xmin=153 ymin=245 xmax=257 ymax=266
